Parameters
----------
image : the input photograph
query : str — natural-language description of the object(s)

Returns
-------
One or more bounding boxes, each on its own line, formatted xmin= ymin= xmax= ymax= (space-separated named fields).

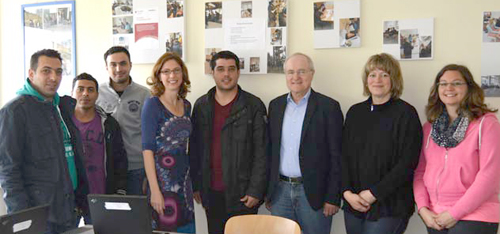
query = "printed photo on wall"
xmin=268 ymin=0 xmax=287 ymax=27
xmin=250 ymin=57 xmax=261 ymax=72
xmin=339 ymin=18 xmax=360 ymax=47
xmin=382 ymin=18 xmax=434 ymax=60
xmin=267 ymin=46 xmax=286 ymax=73
xmin=241 ymin=1 xmax=252 ymax=18
xmin=166 ymin=32 xmax=183 ymax=58
xmin=206 ymin=2 xmax=223 ymax=29
xmin=383 ymin=21 xmax=399 ymax=44
xmin=483 ymin=11 xmax=500 ymax=43
xmin=167 ymin=0 xmax=184 ymax=18
xmin=482 ymin=75 xmax=500 ymax=97
xmin=270 ymin=28 xmax=283 ymax=46
xmin=113 ymin=16 xmax=133 ymax=34
xmin=314 ymin=2 xmax=334 ymax=30
xmin=205 ymin=48 xmax=221 ymax=74
xmin=240 ymin=57 xmax=245 ymax=69
xmin=112 ymin=0 xmax=133 ymax=16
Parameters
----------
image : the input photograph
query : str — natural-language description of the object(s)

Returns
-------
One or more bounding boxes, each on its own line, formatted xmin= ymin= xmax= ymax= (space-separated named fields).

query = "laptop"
xmin=88 ymin=194 xmax=169 ymax=234
xmin=0 ymin=205 xmax=49 ymax=234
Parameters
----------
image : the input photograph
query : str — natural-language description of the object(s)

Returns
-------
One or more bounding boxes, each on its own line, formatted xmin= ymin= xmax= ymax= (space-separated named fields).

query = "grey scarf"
xmin=431 ymin=109 xmax=469 ymax=148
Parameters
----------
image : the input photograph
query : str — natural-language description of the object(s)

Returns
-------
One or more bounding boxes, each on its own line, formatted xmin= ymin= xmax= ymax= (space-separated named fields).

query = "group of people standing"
xmin=0 ymin=46 xmax=499 ymax=234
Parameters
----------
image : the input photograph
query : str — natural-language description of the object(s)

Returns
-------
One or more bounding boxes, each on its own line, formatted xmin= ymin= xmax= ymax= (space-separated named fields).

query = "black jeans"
xmin=205 ymin=189 xmax=258 ymax=234
xmin=427 ymin=220 xmax=498 ymax=234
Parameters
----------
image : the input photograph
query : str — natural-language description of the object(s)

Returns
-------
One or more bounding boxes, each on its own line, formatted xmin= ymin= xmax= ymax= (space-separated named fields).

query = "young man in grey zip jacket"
xmin=96 ymin=46 xmax=150 ymax=195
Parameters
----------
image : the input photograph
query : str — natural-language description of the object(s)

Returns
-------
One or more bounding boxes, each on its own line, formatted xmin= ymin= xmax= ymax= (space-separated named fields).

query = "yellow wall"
xmin=1 ymin=0 xmax=500 ymax=233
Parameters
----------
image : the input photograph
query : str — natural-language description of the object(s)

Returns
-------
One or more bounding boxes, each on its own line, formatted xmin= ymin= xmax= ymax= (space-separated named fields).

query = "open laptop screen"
xmin=88 ymin=194 xmax=153 ymax=234
xmin=0 ymin=205 xmax=49 ymax=234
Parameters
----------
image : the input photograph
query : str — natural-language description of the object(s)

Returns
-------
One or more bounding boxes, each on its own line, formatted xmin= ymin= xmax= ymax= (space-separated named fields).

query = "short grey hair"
xmin=283 ymin=53 xmax=315 ymax=72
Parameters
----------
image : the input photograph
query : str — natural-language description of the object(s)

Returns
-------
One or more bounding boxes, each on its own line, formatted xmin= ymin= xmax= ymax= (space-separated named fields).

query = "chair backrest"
xmin=224 ymin=214 xmax=301 ymax=234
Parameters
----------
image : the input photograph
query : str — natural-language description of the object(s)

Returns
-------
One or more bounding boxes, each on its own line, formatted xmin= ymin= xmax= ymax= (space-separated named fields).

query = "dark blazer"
xmin=267 ymin=89 xmax=343 ymax=210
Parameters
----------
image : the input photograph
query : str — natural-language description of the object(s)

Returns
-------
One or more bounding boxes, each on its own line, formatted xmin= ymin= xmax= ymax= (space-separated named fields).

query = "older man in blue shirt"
xmin=266 ymin=53 xmax=343 ymax=234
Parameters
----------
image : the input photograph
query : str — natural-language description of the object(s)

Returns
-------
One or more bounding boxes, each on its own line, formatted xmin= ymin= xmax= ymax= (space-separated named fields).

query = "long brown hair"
xmin=425 ymin=64 xmax=497 ymax=122
xmin=147 ymin=52 xmax=190 ymax=98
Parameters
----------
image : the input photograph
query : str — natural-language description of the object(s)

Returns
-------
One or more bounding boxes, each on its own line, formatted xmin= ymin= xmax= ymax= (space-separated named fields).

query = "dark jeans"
xmin=344 ymin=210 xmax=409 ymax=234
xmin=205 ymin=189 xmax=258 ymax=234
xmin=427 ymin=220 xmax=498 ymax=234
xmin=126 ymin=168 xmax=146 ymax=195
xmin=75 ymin=214 xmax=92 ymax=227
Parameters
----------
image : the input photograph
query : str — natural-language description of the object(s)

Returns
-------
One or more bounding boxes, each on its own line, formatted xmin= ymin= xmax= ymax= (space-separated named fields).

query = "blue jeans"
xmin=126 ymin=168 xmax=146 ymax=195
xmin=75 ymin=214 xmax=92 ymax=227
xmin=427 ymin=220 xmax=498 ymax=234
xmin=344 ymin=210 xmax=409 ymax=234
xmin=45 ymin=221 xmax=74 ymax=234
xmin=270 ymin=181 xmax=332 ymax=234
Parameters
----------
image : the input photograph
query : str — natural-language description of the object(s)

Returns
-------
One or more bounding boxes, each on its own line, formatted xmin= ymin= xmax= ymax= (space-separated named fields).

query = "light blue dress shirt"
xmin=279 ymin=89 xmax=311 ymax=177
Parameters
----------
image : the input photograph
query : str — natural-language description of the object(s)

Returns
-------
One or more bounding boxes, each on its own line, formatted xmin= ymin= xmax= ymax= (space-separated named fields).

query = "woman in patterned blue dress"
xmin=142 ymin=52 xmax=195 ymax=233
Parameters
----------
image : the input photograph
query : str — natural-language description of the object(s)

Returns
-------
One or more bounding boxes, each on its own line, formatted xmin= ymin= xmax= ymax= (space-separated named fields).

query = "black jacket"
xmin=0 ymin=95 xmax=88 ymax=228
xmin=189 ymin=86 xmax=268 ymax=212
xmin=267 ymin=90 xmax=343 ymax=210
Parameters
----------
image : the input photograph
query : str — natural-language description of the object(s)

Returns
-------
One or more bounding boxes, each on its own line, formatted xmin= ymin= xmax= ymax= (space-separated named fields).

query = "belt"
xmin=279 ymin=175 xmax=303 ymax=183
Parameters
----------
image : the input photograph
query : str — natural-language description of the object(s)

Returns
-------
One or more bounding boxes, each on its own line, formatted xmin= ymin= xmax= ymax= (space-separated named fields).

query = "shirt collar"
xmin=287 ymin=88 xmax=312 ymax=105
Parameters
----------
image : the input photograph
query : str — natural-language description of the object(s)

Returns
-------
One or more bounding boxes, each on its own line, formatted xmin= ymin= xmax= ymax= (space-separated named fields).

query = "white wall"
xmin=1 ymin=0 xmax=500 ymax=233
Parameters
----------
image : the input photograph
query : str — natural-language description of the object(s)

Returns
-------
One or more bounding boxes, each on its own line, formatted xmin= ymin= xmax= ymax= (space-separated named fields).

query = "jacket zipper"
xmin=436 ymin=149 xmax=448 ymax=205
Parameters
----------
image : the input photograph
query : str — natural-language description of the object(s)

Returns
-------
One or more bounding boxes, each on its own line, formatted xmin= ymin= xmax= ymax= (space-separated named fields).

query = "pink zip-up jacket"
xmin=414 ymin=113 xmax=500 ymax=223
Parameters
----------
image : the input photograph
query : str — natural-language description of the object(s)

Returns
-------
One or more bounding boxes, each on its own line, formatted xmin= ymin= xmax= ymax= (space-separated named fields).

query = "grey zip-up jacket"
xmin=96 ymin=79 xmax=150 ymax=170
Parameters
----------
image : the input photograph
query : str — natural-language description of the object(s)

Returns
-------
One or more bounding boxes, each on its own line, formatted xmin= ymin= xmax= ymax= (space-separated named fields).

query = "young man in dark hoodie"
xmin=0 ymin=49 xmax=87 ymax=234
xmin=71 ymin=73 xmax=128 ymax=225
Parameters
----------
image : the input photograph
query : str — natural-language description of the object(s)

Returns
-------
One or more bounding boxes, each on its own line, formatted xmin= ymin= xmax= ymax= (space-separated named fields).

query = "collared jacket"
xmin=267 ymin=89 xmax=343 ymax=210
xmin=189 ymin=86 xmax=268 ymax=212
xmin=75 ymin=106 xmax=128 ymax=214
xmin=0 ymin=95 xmax=88 ymax=227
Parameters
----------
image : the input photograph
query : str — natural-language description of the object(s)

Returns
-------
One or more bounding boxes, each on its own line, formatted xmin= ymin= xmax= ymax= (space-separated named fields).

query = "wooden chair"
xmin=224 ymin=214 xmax=301 ymax=234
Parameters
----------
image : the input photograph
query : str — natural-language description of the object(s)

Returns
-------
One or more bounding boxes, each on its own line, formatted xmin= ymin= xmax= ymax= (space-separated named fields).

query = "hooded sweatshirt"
xmin=16 ymin=79 xmax=78 ymax=190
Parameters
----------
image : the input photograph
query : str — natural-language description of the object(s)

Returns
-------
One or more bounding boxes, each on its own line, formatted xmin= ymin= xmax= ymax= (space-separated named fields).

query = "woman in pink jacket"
xmin=414 ymin=64 xmax=500 ymax=234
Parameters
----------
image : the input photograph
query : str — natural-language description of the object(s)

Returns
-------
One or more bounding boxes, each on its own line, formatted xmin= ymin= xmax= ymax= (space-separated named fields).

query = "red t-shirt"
xmin=210 ymin=95 xmax=237 ymax=191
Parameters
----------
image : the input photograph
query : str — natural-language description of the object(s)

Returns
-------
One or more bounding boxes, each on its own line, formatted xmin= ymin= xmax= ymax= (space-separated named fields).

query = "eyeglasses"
xmin=437 ymin=81 xmax=467 ymax=88
xmin=160 ymin=68 xmax=182 ymax=76
xmin=285 ymin=69 xmax=311 ymax=77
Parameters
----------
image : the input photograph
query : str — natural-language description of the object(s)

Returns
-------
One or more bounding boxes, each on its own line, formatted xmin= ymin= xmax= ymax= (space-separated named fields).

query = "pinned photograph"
xmin=206 ymin=2 xmax=223 ymax=29
xmin=241 ymin=1 xmax=252 ymax=18
xmin=314 ymin=2 xmax=334 ymax=30
xmin=113 ymin=35 xmax=130 ymax=50
xmin=268 ymin=0 xmax=287 ymax=27
xmin=483 ymin=11 xmax=500 ymax=42
xmin=239 ymin=58 xmax=245 ymax=69
xmin=205 ymin=48 xmax=221 ymax=74
xmin=267 ymin=46 xmax=286 ymax=73
xmin=482 ymin=75 xmax=500 ymax=97
xmin=250 ymin=57 xmax=261 ymax=72
xmin=166 ymin=32 xmax=183 ymax=57
xmin=112 ymin=0 xmax=133 ymax=16
xmin=112 ymin=16 xmax=133 ymax=34
xmin=167 ymin=0 xmax=184 ymax=18
xmin=419 ymin=36 xmax=432 ymax=58
xmin=400 ymin=29 xmax=418 ymax=59
xmin=383 ymin=21 xmax=399 ymax=44
xmin=271 ymin=28 xmax=283 ymax=46
xmin=340 ymin=18 xmax=360 ymax=47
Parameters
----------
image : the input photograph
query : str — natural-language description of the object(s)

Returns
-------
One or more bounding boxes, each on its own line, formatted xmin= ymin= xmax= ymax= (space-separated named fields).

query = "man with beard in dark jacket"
xmin=189 ymin=50 xmax=268 ymax=234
